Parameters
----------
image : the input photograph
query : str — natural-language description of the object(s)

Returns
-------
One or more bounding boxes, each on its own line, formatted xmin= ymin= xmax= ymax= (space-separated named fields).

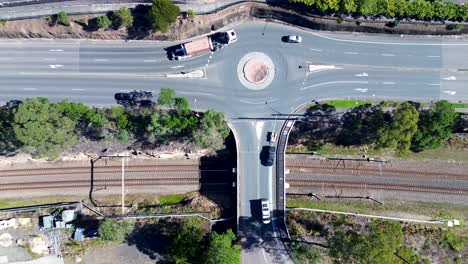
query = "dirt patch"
xmin=0 ymin=2 xmax=466 ymax=41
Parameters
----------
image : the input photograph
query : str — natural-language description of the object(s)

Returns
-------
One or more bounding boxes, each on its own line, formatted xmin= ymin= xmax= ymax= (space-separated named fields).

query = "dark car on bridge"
xmin=261 ymin=146 xmax=276 ymax=167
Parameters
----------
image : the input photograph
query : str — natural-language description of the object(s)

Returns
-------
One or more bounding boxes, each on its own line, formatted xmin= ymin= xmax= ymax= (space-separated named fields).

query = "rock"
xmin=75 ymin=256 xmax=82 ymax=263
xmin=28 ymin=236 xmax=48 ymax=255
xmin=0 ymin=233 xmax=13 ymax=247
xmin=16 ymin=238 xmax=25 ymax=246
xmin=17 ymin=218 xmax=31 ymax=227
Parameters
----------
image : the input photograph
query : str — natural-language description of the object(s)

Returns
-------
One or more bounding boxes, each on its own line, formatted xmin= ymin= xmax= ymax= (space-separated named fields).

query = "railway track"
xmin=288 ymin=180 xmax=468 ymax=195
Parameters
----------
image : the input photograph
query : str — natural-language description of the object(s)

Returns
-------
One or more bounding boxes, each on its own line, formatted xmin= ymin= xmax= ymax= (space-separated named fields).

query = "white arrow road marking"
xmin=355 ymin=72 xmax=368 ymax=77
xmin=49 ymin=64 xmax=63 ymax=69
xmin=355 ymin=88 xmax=368 ymax=92
xmin=443 ymin=76 xmax=456 ymax=81
xmin=443 ymin=91 xmax=456 ymax=95
xmin=49 ymin=49 xmax=64 ymax=52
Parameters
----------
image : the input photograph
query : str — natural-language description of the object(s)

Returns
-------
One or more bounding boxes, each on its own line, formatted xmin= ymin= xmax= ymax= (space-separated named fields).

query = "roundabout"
xmin=237 ymin=52 xmax=275 ymax=90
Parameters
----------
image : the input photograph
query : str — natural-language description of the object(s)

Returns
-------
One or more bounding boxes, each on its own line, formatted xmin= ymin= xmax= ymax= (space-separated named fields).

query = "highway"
xmin=1 ymin=21 xmax=468 ymax=263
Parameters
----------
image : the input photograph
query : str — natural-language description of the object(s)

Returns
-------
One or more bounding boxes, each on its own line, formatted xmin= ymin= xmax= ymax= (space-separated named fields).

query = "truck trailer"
xmin=171 ymin=30 xmax=237 ymax=60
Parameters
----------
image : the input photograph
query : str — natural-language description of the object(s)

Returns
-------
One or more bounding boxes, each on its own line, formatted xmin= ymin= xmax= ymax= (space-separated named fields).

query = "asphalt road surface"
xmin=1 ymin=21 xmax=468 ymax=263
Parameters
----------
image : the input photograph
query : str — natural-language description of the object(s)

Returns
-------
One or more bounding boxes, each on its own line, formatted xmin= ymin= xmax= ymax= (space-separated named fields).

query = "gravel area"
xmin=81 ymin=243 xmax=157 ymax=264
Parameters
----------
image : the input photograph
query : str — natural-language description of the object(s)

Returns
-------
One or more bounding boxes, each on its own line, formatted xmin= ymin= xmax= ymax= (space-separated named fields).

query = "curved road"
xmin=1 ymin=21 xmax=468 ymax=263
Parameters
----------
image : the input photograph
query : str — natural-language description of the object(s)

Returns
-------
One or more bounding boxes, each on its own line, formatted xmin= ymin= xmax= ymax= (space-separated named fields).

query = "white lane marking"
xmin=49 ymin=49 xmax=64 ymax=52
xmin=143 ymin=59 xmax=156 ymax=62
xmin=381 ymin=53 xmax=395 ymax=57
xmin=119 ymin=89 xmax=132 ymax=92
xmin=355 ymin=88 xmax=368 ymax=92
xmin=43 ymin=58 xmax=57 ymax=61
xmin=301 ymin=81 xmax=368 ymax=91
xmin=344 ymin=52 xmax=358 ymax=55
xmin=49 ymin=64 xmax=63 ymax=69
xmin=355 ymin=72 xmax=368 ymax=77
xmin=255 ymin=121 xmax=265 ymax=142
xmin=71 ymin=88 xmax=85 ymax=91
xmin=426 ymin=55 xmax=440 ymax=58
xmin=309 ymin=48 xmax=322 ymax=52
xmin=311 ymin=32 xmax=468 ymax=46
xmin=23 ymin=88 xmax=37 ymax=91
xmin=382 ymin=82 xmax=396 ymax=85
xmin=170 ymin=65 xmax=184 ymax=69
xmin=427 ymin=83 xmax=440 ymax=86
xmin=0 ymin=57 xmax=11 ymax=60
xmin=261 ymin=248 xmax=269 ymax=264
xmin=443 ymin=76 xmax=456 ymax=81
xmin=178 ymin=91 xmax=215 ymax=96
xmin=443 ymin=90 xmax=457 ymax=95
xmin=94 ymin=59 xmax=109 ymax=62
xmin=239 ymin=98 xmax=278 ymax=104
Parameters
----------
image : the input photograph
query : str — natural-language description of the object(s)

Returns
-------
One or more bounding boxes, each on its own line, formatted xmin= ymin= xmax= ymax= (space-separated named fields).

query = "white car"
xmin=261 ymin=199 xmax=271 ymax=224
xmin=268 ymin=132 xmax=278 ymax=143
xmin=287 ymin=35 xmax=302 ymax=43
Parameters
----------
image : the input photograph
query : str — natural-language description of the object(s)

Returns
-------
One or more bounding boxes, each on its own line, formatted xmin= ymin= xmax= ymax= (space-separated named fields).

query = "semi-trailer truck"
xmin=171 ymin=30 xmax=237 ymax=60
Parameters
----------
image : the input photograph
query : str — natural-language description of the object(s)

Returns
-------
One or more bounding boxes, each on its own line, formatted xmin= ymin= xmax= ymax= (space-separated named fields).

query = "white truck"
xmin=171 ymin=30 xmax=237 ymax=60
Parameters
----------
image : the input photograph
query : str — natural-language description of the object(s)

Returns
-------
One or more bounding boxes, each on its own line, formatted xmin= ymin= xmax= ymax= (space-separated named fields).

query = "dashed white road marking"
xmin=43 ymin=58 xmax=57 ymax=61
xmin=355 ymin=72 xmax=368 ymax=77
xmin=355 ymin=88 xmax=368 ymax=92
xmin=119 ymin=89 xmax=132 ymax=92
xmin=49 ymin=64 xmax=63 ymax=69
xmin=381 ymin=53 xmax=395 ymax=57
xmin=0 ymin=57 xmax=11 ymax=60
xmin=309 ymin=48 xmax=322 ymax=52
xmin=143 ymin=59 xmax=157 ymax=62
xmin=170 ymin=65 xmax=184 ymax=69
xmin=427 ymin=83 xmax=440 ymax=86
xmin=23 ymin=88 xmax=37 ymax=90
xmin=443 ymin=76 xmax=456 ymax=81
xmin=443 ymin=90 xmax=457 ymax=95
xmin=49 ymin=49 xmax=64 ymax=52
xmin=94 ymin=59 xmax=109 ymax=62
xmin=71 ymin=88 xmax=85 ymax=91
xmin=382 ymin=82 xmax=396 ymax=85
xmin=344 ymin=52 xmax=358 ymax=55
xmin=426 ymin=55 xmax=440 ymax=58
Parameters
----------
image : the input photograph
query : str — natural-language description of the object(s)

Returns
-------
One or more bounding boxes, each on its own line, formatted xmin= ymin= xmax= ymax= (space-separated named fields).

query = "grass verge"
xmin=159 ymin=194 xmax=186 ymax=205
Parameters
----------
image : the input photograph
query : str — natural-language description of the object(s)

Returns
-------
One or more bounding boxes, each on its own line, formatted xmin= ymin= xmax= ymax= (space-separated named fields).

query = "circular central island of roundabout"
xmin=237 ymin=52 xmax=275 ymax=90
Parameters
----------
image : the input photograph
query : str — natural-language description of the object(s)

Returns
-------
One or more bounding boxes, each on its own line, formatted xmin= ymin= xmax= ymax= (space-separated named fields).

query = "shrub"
xmin=187 ymin=9 xmax=196 ymax=18
xmin=118 ymin=130 xmax=129 ymax=142
xmin=338 ymin=17 xmax=345 ymax=24
xmin=98 ymin=219 xmax=133 ymax=243
xmin=57 ymin=11 xmax=70 ymax=26
xmin=96 ymin=15 xmax=112 ymax=29
xmin=113 ymin=7 xmax=133 ymax=27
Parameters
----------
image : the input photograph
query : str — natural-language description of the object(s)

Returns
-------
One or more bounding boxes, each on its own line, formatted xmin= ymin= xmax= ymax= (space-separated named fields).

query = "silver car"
xmin=287 ymin=35 xmax=302 ymax=43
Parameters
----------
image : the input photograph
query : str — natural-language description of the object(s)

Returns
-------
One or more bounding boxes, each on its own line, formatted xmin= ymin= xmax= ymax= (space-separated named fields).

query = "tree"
xmin=118 ymin=129 xmax=129 ymax=142
xmin=149 ymin=0 xmax=180 ymax=33
xmin=169 ymin=221 xmax=205 ymax=263
xmin=98 ymin=219 xmax=133 ymax=243
xmin=0 ymin=103 xmax=21 ymax=154
xmin=174 ymin=97 xmax=190 ymax=114
xmin=411 ymin=100 xmax=458 ymax=152
xmin=113 ymin=7 xmax=133 ymax=28
xmin=13 ymin=98 xmax=77 ymax=158
xmin=329 ymin=220 xmax=403 ymax=264
xmin=158 ymin=88 xmax=176 ymax=106
xmin=359 ymin=0 xmax=380 ymax=16
xmin=96 ymin=15 xmax=112 ymax=29
xmin=205 ymin=230 xmax=241 ymax=264
xmin=147 ymin=112 xmax=171 ymax=138
xmin=377 ymin=102 xmax=419 ymax=156
xmin=55 ymin=100 xmax=90 ymax=121
xmin=86 ymin=110 xmax=108 ymax=128
xmin=57 ymin=11 xmax=70 ymax=26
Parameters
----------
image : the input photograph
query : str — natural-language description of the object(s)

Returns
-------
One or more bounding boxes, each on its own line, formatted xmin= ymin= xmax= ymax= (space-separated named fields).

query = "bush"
xmin=98 ymin=219 xmax=133 ymax=243
xmin=86 ymin=110 xmax=108 ymax=128
xmin=96 ymin=15 xmax=112 ymax=29
xmin=118 ymin=130 xmax=129 ymax=142
xmin=439 ymin=230 xmax=464 ymax=253
xmin=149 ymin=0 xmax=180 ymax=33
xmin=57 ymin=11 xmax=70 ymax=26
xmin=337 ymin=17 xmax=345 ymax=24
xmin=187 ymin=9 xmax=196 ymax=18
xmin=113 ymin=7 xmax=133 ymax=27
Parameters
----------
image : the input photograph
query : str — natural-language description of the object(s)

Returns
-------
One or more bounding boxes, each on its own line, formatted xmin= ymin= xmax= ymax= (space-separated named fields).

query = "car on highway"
xmin=268 ymin=132 xmax=277 ymax=143
xmin=261 ymin=199 xmax=271 ymax=224
xmin=287 ymin=35 xmax=302 ymax=43
xmin=261 ymin=146 xmax=276 ymax=166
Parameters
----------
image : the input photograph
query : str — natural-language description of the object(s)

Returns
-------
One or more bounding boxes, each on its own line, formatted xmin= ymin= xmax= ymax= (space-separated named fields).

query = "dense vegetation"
xmin=149 ymin=0 xmax=181 ymax=32
xmin=291 ymin=100 xmax=460 ymax=156
xmin=0 ymin=89 xmax=230 ymax=159
xmin=290 ymin=0 xmax=468 ymax=22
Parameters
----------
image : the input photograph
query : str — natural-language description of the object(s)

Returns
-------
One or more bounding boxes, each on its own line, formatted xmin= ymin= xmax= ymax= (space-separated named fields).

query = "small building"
xmin=40 ymin=216 xmax=53 ymax=229
xmin=74 ymin=228 xmax=84 ymax=241
xmin=62 ymin=210 xmax=76 ymax=223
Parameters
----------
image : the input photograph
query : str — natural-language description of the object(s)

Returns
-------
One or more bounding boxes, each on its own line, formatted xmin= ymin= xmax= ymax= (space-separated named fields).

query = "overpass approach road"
xmin=1 ymin=21 xmax=468 ymax=263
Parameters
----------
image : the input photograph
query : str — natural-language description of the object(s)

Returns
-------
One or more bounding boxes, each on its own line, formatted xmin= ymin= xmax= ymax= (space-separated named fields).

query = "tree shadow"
xmin=126 ymin=218 xmax=183 ymax=262
xmin=126 ymin=5 xmax=155 ymax=40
